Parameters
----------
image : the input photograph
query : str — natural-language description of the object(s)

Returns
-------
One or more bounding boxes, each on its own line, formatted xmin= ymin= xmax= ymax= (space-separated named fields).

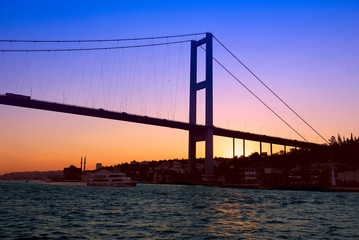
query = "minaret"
xmin=84 ymin=156 xmax=86 ymax=173
xmin=80 ymin=156 xmax=83 ymax=172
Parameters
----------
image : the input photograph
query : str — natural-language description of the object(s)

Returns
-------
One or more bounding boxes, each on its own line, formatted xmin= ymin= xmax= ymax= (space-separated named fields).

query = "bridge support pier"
xmin=243 ymin=139 xmax=245 ymax=157
xmin=233 ymin=138 xmax=235 ymax=158
xmin=188 ymin=33 xmax=214 ymax=178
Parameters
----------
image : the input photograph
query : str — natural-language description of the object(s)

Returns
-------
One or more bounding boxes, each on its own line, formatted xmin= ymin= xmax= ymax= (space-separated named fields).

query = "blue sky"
xmin=0 ymin=0 xmax=359 ymax=173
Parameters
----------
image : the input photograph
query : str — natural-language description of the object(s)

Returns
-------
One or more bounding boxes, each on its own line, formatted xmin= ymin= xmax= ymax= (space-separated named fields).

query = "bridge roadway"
xmin=0 ymin=94 xmax=325 ymax=149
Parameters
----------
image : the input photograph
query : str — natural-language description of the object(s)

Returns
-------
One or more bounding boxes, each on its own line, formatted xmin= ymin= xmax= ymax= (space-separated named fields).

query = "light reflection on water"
xmin=0 ymin=181 xmax=358 ymax=239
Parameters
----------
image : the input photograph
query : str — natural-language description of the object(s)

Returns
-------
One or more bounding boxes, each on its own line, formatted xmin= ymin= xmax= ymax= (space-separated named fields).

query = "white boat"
xmin=87 ymin=172 xmax=136 ymax=187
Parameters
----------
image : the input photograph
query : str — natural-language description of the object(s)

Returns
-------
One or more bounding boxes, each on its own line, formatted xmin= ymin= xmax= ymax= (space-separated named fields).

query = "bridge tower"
xmin=188 ymin=32 xmax=214 ymax=178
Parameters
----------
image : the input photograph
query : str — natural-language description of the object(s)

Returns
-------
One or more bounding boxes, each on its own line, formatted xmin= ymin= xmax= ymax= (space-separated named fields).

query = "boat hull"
xmin=87 ymin=182 xmax=136 ymax=187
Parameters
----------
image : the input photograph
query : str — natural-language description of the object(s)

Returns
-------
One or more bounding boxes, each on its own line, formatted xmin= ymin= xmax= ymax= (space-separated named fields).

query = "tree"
xmin=338 ymin=134 xmax=343 ymax=145
xmin=329 ymin=136 xmax=337 ymax=146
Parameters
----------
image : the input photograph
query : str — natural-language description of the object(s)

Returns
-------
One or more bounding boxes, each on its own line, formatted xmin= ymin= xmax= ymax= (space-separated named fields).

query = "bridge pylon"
xmin=188 ymin=33 xmax=214 ymax=179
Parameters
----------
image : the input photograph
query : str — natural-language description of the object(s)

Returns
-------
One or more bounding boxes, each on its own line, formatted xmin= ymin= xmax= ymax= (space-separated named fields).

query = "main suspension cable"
xmin=0 ymin=40 xmax=192 ymax=52
xmin=0 ymin=32 xmax=206 ymax=43
xmin=213 ymin=35 xmax=328 ymax=144
xmin=200 ymin=46 xmax=308 ymax=142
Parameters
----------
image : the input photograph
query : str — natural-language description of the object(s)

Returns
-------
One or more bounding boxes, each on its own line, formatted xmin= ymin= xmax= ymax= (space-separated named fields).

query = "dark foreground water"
xmin=0 ymin=182 xmax=358 ymax=239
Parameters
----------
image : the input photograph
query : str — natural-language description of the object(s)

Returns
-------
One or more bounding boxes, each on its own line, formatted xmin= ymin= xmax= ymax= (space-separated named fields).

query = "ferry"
xmin=87 ymin=172 xmax=136 ymax=187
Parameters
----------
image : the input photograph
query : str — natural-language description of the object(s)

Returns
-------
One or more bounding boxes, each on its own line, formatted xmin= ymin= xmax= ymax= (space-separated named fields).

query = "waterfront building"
xmin=63 ymin=165 xmax=81 ymax=181
xmin=96 ymin=163 xmax=103 ymax=171
xmin=337 ymin=170 xmax=359 ymax=186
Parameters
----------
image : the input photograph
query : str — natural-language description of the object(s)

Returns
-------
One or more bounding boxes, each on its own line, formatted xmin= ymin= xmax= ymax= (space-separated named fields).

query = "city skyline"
xmin=1 ymin=0 xmax=359 ymax=174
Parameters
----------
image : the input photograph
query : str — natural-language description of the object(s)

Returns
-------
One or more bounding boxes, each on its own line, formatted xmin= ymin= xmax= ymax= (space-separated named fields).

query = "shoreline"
xmin=2 ymin=180 xmax=359 ymax=192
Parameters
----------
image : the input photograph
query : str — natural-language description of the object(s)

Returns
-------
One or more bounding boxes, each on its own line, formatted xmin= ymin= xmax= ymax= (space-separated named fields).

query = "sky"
xmin=0 ymin=0 xmax=358 ymax=174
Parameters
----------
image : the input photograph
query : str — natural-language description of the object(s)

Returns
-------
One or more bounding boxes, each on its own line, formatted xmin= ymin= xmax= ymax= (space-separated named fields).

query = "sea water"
xmin=0 ymin=181 xmax=358 ymax=239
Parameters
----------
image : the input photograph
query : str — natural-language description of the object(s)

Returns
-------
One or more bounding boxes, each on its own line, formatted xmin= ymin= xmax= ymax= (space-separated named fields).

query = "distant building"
xmin=156 ymin=162 xmax=170 ymax=170
xmin=95 ymin=168 xmax=112 ymax=174
xmin=96 ymin=163 xmax=103 ymax=171
xmin=263 ymin=167 xmax=286 ymax=187
xmin=170 ymin=161 xmax=182 ymax=173
xmin=236 ymin=167 xmax=262 ymax=185
xmin=63 ymin=165 xmax=81 ymax=181
xmin=337 ymin=170 xmax=359 ymax=186
xmin=244 ymin=168 xmax=258 ymax=183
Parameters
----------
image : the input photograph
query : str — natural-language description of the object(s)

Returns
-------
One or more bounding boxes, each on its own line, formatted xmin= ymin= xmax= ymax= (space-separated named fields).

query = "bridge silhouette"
xmin=0 ymin=32 xmax=327 ymax=179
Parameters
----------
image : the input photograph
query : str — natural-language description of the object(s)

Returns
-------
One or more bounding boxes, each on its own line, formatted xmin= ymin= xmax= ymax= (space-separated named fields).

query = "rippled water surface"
xmin=0 ymin=181 xmax=358 ymax=239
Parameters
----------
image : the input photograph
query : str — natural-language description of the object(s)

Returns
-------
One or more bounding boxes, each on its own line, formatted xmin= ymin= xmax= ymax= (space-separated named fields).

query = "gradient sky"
xmin=1 ymin=0 xmax=359 ymax=174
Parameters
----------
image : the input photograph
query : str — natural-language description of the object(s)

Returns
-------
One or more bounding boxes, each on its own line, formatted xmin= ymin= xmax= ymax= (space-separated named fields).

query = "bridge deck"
xmin=0 ymin=95 xmax=325 ymax=149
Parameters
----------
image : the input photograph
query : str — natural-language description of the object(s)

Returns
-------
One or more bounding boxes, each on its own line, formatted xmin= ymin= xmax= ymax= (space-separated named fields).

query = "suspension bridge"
xmin=0 ymin=32 xmax=328 ymax=179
